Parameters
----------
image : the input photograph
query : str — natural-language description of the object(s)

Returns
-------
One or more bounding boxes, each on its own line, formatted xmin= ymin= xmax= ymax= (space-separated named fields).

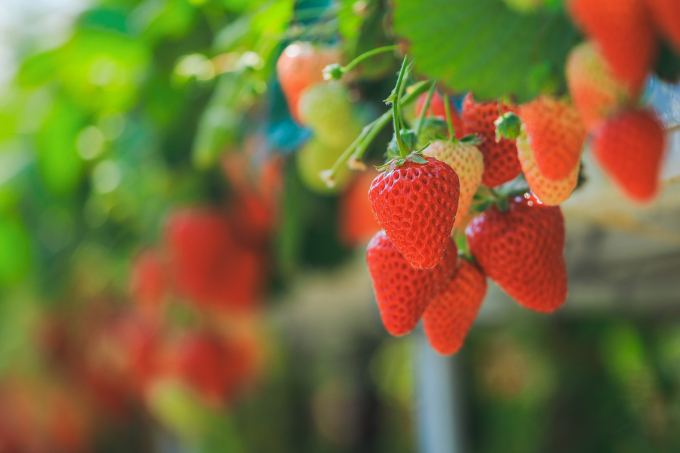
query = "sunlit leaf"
xmin=393 ymin=0 xmax=579 ymax=101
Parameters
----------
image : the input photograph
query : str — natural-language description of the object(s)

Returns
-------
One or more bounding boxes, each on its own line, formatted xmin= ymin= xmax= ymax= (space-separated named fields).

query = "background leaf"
xmin=393 ymin=0 xmax=580 ymax=101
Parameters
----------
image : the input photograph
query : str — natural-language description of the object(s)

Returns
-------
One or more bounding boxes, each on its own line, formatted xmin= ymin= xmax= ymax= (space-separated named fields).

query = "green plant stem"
xmin=414 ymin=81 xmax=436 ymax=137
xmin=323 ymin=80 xmax=430 ymax=183
xmin=325 ymin=125 xmax=372 ymax=180
xmin=393 ymin=56 xmax=409 ymax=159
xmin=343 ymin=45 xmax=396 ymax=74
xmin=444 ymin=94 xmax=454 ymax=139
xmin=350 ymin=81 xmax=430 ymax=162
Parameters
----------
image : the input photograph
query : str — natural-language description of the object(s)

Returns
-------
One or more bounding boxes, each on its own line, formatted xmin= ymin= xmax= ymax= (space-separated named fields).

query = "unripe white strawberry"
xmin=423 ymin=137 xmax=484 ymax=229
xmin=516 ymin=128 xmax=579 ymax=206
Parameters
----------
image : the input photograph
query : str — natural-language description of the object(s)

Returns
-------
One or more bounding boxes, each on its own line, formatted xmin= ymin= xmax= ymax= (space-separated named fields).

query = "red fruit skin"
xmin=592 ymin=109 xmax=666 ymax=203
xmin=568 ymin=0 xmax=656 ymax=93
xmin=465 ymin=195 xmax=567 ymax=313
xmin=368 ymin=156 xmax=460 ymax=270
xmin=339 ymin=169 xmax=382 ymax=246
xmin=165 ymin=208 xmax=264 ymax=311
xmin=366 ymin=231 xmax=458 ymax=336
xmin=130 ymin=249 xmax=167 ymax=314
xmin=461 ymin=94 xmax=522 ymax=187
xmin=519 ymin=96 xmax=587 ymax=181
xmin=172 ymin=333 xmax=258 ymax=407
xmin=175 ymin=334 xmax=230 ymax=405
xmin=423 ymin=260 xmax=487 ymax=355
xmin=566 ymin=41 xmax=635 ymax=130
xmin=276 ymin=42 xmax=341 ymax=123
xmin=647 ymin=0 xmax=680 ymax=54
xmin=165 ymin=209 xmax=233 ymax=302
xmin=415 ymin=91 xmax=465 ymax=139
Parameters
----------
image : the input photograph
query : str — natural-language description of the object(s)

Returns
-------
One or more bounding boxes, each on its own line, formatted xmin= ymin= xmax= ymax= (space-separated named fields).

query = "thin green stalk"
xmin=349 ymin=80 xmax=430 ymax=163
xmin=344 ymin=45 xmax=396 ymax=73
xmin=323 ymin=80 xmax=430 ymax=183
xmin=392 ymin=56 xmax=409 ymax=159
xmin=324 ymin=125 xmax=371 ymax=180
xmin=414 ymin=81 xmax=436 ymax=137
xmin=444 ymin=94 xmax=454 ymax=139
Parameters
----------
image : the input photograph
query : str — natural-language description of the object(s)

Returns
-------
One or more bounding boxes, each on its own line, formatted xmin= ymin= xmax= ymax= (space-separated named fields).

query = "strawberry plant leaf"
xmin=393 ymin=0 xmax=579 ymax=102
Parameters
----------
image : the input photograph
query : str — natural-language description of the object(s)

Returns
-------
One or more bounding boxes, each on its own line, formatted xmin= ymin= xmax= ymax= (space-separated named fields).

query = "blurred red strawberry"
xmin=276 ymin=42 xmax=341 ymax=122
xmin=339 ymin=169 xmax=381 ymax=246
xmin=110 ymin=314 xmax=164 ymax=395
xmin=169 ymin=332 xmax=258 ymax=407
xmin=164 ymin=208 xmax=265 ymax=311
xmin=130 ymin=249 xmax=167 ymax=317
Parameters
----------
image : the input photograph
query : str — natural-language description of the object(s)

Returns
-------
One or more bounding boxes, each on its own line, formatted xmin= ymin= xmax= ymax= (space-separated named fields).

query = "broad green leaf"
xmin=393 ymin=0 xmax=579 ymax=101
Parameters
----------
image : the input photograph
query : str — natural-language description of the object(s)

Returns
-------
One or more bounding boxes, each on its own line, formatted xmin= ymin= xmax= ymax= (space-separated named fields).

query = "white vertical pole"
xmin=415 ymin=332 xmax=465 ymax=453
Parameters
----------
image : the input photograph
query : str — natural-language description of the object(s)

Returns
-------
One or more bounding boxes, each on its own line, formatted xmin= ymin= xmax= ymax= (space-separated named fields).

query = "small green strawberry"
xmin=297 ymin=138 xmax=352 ymax=194
xmin=297 ymin=82 xmax=363 ymax=150
xmin=277 ymin=42 xmax=342 ymax=123
xmin=423 ymin=136 xmax=484 ymax=229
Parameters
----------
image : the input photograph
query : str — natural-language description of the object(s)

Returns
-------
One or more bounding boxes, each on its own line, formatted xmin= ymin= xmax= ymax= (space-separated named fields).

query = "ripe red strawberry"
xmin=366 ymin=230 xmax=458 ymax=336
xmin=369 ymin=156 xmax=460 ymax=269
xmin=276 ymin=42 xmax=341 ymax=123
xmin=516 ymin=128 xmax=579 ymax=205
xmin=568 ymin=0 xmax=656 ymax=93
xmin=423 ymin=138 xmax=484 ymax=228
xmin=647 ymin=0 xmax=680 ymax=54
xmin=519 ymin=96 xmax=587 ymax=181
xmin=414 ymin=91 xmax=465 ymax=139
xmin=465 ymin=194 xmax=567 ymax=313
xmin=339 ymin=169 xmax=382 ymax=246
xmin=592 ymin=109 xmax=666 ymax=203
xmin=461 ymin=94 xmax=522 ymax=187
xmin=566 ymin=41 xmax=636 ymax=130
xmin=422 ymin=259 xmax=487 ymax=355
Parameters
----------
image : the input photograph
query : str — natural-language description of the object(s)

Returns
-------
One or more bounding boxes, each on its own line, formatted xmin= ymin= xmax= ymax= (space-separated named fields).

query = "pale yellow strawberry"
xmin=516 ymin=128 xmax=579 ymax=206
xmin=423 ymin=139 xmax=484 ymax=229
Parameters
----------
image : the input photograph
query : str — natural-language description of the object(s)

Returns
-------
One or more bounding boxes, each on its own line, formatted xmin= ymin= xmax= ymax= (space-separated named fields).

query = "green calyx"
xmin=388 ymin=129 xmax=419 ymax=159
xmin=471 ymin=182 xmax=531 ymax=213
xmin=494 ymin=111 xmax=522 ymax=142
xmin=376 ymin=151 xmax=430 ymax=171
xmin=322 ymin=63 xmax=344 ymax=81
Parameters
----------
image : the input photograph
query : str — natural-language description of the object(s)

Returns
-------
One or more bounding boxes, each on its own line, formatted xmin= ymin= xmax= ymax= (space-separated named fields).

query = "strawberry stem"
xmin=454 ymin=231 xmax=474 ymax=262
xmin=392 ymin=56 xmax=409 ymax=159
xmin=323 ymin=45 xmax=397 ymax=81
xmin=444 ymin=94 xmax=454 ymax=140
xmin=322 ymin=80 xmax=430 ymax=185
xmin=414 ymin=82 xmax=436 ymax=138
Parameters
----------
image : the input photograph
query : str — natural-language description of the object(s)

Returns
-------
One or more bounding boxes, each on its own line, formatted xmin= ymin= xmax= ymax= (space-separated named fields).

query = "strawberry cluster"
xmin=566 ymin=0 xmax=671 ymax=203
xmin=359 ymin=70 xmax=574 ymax=354
xmin=275 ymin=22 xmax=675 ymax=356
